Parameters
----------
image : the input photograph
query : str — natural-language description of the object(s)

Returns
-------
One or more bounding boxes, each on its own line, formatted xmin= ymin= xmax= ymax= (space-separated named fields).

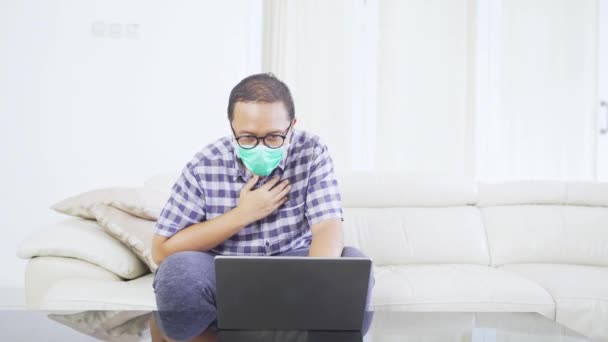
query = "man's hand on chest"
xmin=235 ymin=174 xmax=291 ymax=225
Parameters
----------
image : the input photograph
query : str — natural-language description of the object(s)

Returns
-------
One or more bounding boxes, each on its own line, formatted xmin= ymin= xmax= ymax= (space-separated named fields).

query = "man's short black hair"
xmin=227 ymin=72 xmax=295 ymax=122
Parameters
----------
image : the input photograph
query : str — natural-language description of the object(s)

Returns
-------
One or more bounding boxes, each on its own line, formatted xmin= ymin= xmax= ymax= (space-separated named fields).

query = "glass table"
xmin=0 ymin=310 xmax=591 ymax=341
xmin=216 ymin=311 xmax=590 ymax=342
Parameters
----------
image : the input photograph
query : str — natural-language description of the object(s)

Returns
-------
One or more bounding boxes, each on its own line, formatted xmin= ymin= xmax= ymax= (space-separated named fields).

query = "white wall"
xmin=0 ymin=0 xmax=262 ymax=291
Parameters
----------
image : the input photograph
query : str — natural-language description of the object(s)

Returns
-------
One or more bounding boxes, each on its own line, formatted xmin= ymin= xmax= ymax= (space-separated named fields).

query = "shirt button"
xmin=265 ymin=241 xmax=270 ymax=247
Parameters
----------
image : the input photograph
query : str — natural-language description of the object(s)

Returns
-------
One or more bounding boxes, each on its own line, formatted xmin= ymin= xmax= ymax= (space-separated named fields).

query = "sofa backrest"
xmin=478 ymin=181 xmax=608 ymax=267
xmin=338 ymin=173 xmax=490 ymax=266
xmin=144 ymin=172 xmax=608 ymax=268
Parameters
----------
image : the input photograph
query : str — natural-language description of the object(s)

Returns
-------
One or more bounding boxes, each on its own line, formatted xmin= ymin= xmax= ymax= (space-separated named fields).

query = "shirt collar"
xmin=229 ymin=130 xmax=294 ymax=182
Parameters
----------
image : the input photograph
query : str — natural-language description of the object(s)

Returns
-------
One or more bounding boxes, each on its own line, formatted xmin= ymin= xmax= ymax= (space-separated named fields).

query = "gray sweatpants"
xmin=152 ymin=246 xmax=375 ymax=341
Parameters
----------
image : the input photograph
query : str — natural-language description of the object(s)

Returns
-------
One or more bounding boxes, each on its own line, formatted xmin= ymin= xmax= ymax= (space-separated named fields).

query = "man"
xmin=150 ymin=73 xmax=374 ymax=342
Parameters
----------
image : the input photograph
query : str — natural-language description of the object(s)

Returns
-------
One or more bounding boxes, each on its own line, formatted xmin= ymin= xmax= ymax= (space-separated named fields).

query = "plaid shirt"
xmin=154 ymin=128 xmax=344 ymax=255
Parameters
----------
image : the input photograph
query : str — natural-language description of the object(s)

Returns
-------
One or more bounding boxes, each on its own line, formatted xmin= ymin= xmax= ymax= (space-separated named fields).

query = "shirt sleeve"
xmin=154 ymin=163 xmax=206 ymax=238
xmin=304 ymin=143 xmax=344 ymax=226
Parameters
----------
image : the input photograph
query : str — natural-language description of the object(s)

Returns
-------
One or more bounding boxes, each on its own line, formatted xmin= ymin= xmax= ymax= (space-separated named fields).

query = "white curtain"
xmin=262 ymin=0 xmax=355 ymax=175
xmin=476 ymin=0 xmax=597 ymax=181
xmin=262 ymin=0 xmax=597 ymax=181
xmin=262 ymin=0 xmax=475 ymax=180
xmin=376 ymin=0 xmax=475 ymax=179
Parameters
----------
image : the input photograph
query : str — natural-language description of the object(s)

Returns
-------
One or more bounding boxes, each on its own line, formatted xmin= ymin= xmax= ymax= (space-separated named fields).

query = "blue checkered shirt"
xmin=154 ymin=128 xmax=344 ymax=255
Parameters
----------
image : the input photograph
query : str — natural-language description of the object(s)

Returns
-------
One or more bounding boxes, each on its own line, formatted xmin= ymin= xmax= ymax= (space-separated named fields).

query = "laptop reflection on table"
xmin=217 ymin=330 xmax=362 ymax=342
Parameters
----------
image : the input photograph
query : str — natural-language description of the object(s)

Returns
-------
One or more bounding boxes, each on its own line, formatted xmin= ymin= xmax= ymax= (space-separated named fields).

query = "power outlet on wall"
xmin=91 ymin=22 xmax=140 ymax=39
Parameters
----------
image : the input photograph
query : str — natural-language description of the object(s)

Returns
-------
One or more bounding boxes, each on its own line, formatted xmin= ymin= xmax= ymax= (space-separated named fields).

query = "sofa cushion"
xmin=500 ymin=263 xmax=608 ymax=342
xmin=481 ymin=205 xmax=608 ymax=267
xmin=16 ymin=217 xmax=148 ymax=279
xmin=342 ymin=207 xmax=489 ymax=266
xmin=370 ymin=264 xmax=555 ymax=320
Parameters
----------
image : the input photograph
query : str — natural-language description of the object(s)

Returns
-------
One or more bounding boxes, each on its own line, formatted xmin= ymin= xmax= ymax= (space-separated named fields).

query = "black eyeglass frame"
xmin=230 ymin=121 xmax=293 ymax=150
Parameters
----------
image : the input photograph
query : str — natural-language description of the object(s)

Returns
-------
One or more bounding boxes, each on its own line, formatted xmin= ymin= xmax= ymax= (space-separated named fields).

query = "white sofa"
xmin=17 ymin=173 xmax=608 ymax=341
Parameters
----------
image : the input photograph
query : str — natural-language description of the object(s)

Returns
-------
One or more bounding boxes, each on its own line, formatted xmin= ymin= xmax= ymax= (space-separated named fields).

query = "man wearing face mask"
xmin=149 ymin=73 xmax=374 ymax=342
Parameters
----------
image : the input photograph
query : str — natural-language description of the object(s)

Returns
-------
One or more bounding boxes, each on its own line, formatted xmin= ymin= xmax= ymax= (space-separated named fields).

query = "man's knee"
xmin=153 ymin=251 xmax=216 ymax=309
xmin=155 ymin=250 xmax=215 ymax=280
xmin=341 ymin=246 xmax=367 ymax=258
xmin=153 ymin=250 xmax=219 ymax=341
xmin=341 ymin=246 xmax=375 ymax=286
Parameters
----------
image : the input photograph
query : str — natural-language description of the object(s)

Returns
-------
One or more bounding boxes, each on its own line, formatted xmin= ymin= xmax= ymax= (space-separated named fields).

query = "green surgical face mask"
xmin=236 ymin=143 xmax=287 ymax=176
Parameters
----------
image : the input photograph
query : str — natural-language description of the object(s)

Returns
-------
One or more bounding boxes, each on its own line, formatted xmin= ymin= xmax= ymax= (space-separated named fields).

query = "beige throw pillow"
xmin=51 ymin=187 xmax=168 ymax=221
xmin=16 ymin=217 xmax=148 ymax=279
xmin=91 ymin=203 xmax=159 ymax=273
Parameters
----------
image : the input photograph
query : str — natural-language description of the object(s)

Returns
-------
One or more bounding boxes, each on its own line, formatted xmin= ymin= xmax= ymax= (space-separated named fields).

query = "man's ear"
xmin=290 ymin=117 xmax=297 ymax=133
xmin=289 ymin=118 xmax=297 ymax=143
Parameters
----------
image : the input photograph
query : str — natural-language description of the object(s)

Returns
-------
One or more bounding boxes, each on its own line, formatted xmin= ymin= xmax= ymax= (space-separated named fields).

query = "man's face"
xmin=231 ymin=101 xmax=296 ymax=145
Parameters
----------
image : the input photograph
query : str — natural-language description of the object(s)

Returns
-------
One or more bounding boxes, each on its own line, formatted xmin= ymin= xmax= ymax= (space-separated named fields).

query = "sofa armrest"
xmin=41 ymin=274 xmax=156 ymax=311
xmin=24 ymin=256 xmax=123 ymax=310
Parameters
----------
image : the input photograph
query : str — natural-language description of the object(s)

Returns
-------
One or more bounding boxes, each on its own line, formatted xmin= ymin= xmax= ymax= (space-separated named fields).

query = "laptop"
xmin=214 ymin=256 xmax=371 ymax=331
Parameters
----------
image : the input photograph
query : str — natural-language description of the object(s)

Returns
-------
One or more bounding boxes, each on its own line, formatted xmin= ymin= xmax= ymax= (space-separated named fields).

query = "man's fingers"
xmin=270 ymin=179 xmax=290 ymax=196
xmin=242 ymin=175 xmax=259 ymax=191
xmin=272 ymin=196 xmax=289 ymax=210
xmin=262 ymin=176 xmax=282 ymax=190
xmin=274 ymin=183 xmax=291 ymax=201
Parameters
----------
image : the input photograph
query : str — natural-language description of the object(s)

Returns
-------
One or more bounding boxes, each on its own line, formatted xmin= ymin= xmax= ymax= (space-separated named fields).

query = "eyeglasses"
xmin=230 ymin=121 xmax=292 ymax=149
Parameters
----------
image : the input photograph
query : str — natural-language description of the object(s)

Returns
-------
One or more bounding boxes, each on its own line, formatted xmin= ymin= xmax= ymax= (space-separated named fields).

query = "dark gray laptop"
xmin=214 ymin=256 xmax=371 ymax=331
